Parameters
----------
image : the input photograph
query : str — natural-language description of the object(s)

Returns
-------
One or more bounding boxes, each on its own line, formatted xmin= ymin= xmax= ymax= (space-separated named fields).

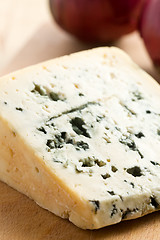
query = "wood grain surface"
xmin=0 ymin=1 xmax=160 ymax=239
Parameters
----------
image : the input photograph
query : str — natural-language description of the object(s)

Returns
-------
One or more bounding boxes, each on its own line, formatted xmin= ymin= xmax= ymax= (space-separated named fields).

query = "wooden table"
xmin=0 ymin=1 xmax=160 ymax=239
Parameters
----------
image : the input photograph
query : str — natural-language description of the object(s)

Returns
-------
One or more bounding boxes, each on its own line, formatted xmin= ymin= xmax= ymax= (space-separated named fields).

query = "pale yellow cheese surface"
xmin=0 ymin=47 xmax=160 ymax=229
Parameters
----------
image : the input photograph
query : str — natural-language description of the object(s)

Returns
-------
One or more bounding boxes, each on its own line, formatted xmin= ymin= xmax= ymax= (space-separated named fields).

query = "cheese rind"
xmin=0 ymin=47 xmax=160 ymax=229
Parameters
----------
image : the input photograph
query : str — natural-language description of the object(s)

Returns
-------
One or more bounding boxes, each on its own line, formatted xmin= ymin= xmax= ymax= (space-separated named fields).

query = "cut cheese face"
xmin=0 ymin=47 xmax=160 ymax=229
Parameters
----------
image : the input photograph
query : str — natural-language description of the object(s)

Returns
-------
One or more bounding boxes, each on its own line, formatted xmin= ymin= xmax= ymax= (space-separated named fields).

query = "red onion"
xmin=139 ymin=0 xmax=160 ymax=67
xmin=49 ymin=0 xmax=146 ymax=43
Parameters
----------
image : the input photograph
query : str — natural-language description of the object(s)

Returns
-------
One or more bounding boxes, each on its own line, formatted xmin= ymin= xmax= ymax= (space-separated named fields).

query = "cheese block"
xmin=0 ymin=47 xmax=160 ymax=230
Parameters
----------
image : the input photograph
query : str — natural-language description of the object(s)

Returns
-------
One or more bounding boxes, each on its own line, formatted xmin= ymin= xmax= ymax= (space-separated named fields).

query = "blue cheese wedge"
xmin=0 ymin=47 xmax=160 ymax=229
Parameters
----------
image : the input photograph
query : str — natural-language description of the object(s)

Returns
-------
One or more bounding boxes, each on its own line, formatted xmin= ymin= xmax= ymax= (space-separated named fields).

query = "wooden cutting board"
xmin=0 ymin=1 xmax=160 ymax=239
